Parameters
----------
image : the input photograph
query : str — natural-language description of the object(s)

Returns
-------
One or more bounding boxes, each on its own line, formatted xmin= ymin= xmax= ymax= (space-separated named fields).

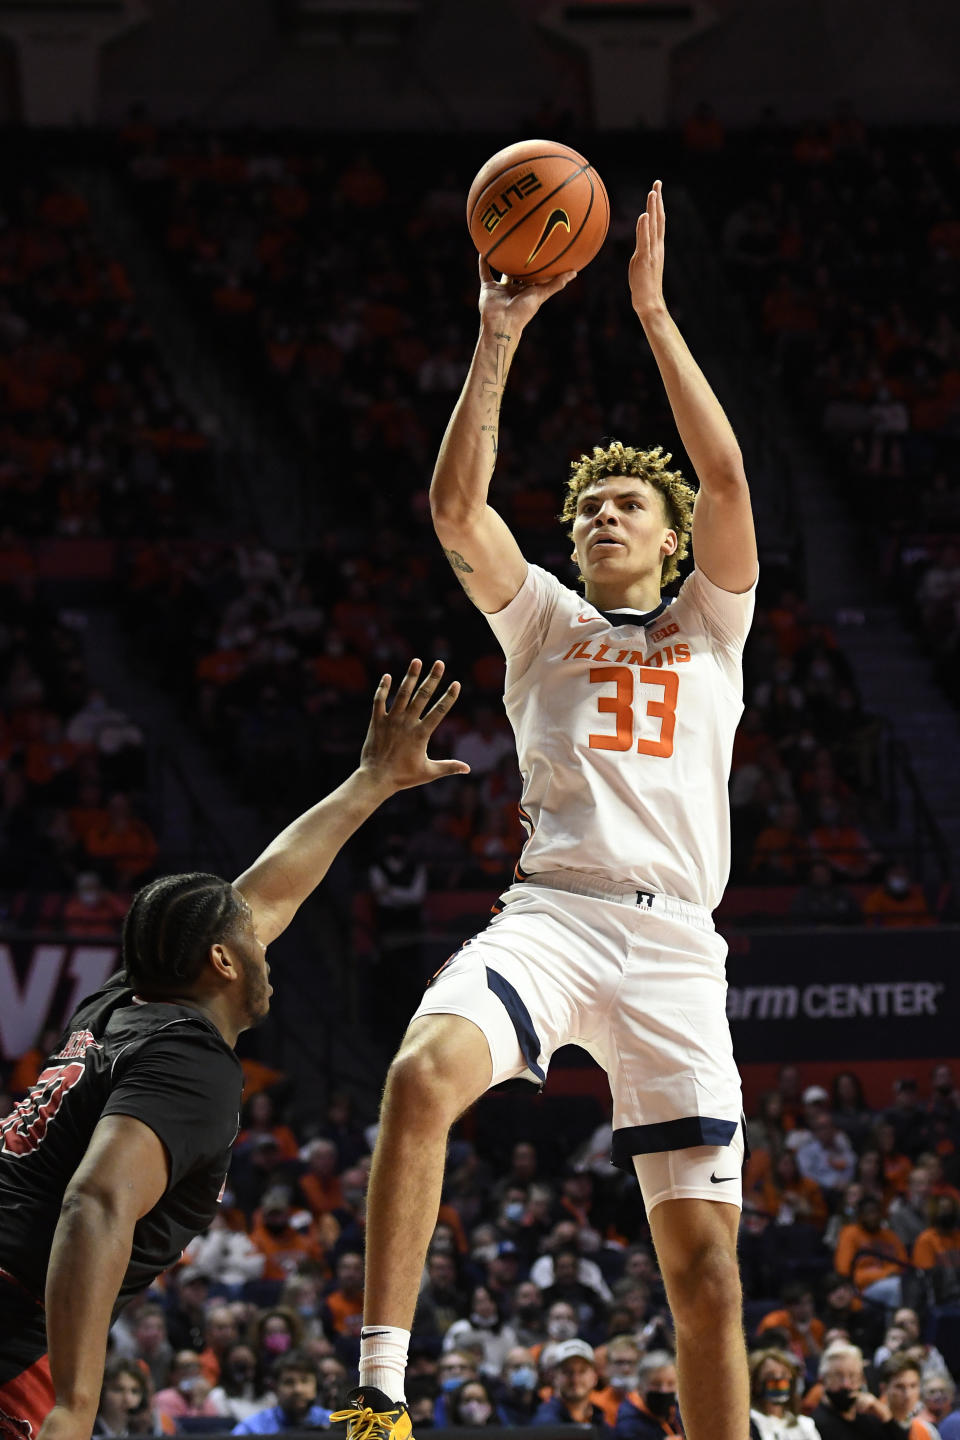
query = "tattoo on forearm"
xmin=443 ymin=548 xmax=475 ymax=600
xmin=480 ymin=336 xmax=511 ymax=463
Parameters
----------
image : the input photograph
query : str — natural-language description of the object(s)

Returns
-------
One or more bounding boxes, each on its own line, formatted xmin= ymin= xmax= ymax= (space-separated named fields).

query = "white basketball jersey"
xmin=485 ymin=563 xmax=756 ymax=910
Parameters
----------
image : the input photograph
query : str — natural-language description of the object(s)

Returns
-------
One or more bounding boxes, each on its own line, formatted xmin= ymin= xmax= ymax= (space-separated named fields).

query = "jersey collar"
xmin=598 ymin=597 xmax=672 ymax=629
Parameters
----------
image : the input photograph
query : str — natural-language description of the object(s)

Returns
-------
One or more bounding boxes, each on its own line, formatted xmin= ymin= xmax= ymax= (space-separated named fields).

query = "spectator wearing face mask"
xmin=863 ymin=864 xmax=933 ymax=928
xmin=748 ymin=1348 xmax=821 ymax=1440
xmin=249 ymin=1189 xmax=326 ymax=1281
xmin=510 ymin=1281 xmax=547 ymax=1348
xmin=615 ymin=1349 xmax=680 ymax=1439
xmin=254 ymin=1310 xmax=303 ymax=1377
xmin=153 ymin=1350 xmax=221 ymax=1426
xmin=208 ymin=1342 xmax=277 ymax=1424
xmin=432 ymin=1351 xmax=479 ymax=1426
xmin=447 ymin=1377 xmax=504 ymax=1428
xmin=534 ymin=1340 xmax=612 ymax=1432
xmin=594 ymin=1336 xmax=644 ymax=1427
xmin=918 ymin=1373 xmax=955 ymax=1430
xmin=498 ymin=1346 xmax=541 ymax=1425
xmin=443 ymin=1286 xmax=520 ymax=1379
xmin=811 ymin=1343 xmax=900 ymax=1440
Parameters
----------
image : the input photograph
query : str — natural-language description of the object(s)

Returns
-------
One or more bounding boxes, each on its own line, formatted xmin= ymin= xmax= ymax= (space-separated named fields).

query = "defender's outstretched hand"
xmin=360 ymin=659 xmax=470 ymax=792
xmin=629 ymin=179 xmax=666 ymax=320
xmin=478 ymin=255 xmax=576 ymax=333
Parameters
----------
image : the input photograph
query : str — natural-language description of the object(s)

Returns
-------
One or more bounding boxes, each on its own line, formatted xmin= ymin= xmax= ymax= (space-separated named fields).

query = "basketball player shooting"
xmin=340 ymin=181 xmax=758 ymax=1440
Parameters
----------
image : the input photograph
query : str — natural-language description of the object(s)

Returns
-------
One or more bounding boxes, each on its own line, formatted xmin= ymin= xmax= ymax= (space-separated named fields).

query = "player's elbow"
xmin=697 ymin=450 xmax=748 ymax=493
xmin=430 ymin=498 xmax=482 ymax=547
xmin=60 ymin=1178 xmax=133 ymax=1233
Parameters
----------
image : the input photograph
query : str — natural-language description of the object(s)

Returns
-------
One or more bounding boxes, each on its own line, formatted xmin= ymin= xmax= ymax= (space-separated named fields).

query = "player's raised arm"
xmin=430 ymin=257 xmax=576 ymax=614
xmin=234 ymin=661 xmax=468 ymax=945
xmin=630 ymin=180 xmax=758 ymax=595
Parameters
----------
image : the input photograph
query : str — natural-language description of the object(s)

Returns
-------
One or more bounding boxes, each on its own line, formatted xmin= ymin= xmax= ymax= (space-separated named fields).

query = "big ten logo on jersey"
xmin=648 ymin=620 xmax=679 ymax=645
xmin=0 ymin=941 xmax=118 ymax=1064
xmin=480 ymin=173 xmax=542 ymax=233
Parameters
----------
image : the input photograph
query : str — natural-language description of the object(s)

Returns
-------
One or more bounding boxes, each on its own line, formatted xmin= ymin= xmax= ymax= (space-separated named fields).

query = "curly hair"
xmin=122 ymin=872 xmax=249 ymax=998
xmin=560 ymin=441 xmax=696 ymax=588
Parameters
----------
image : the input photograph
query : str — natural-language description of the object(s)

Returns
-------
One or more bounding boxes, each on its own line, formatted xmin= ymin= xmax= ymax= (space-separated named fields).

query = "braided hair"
xmin=122 ymin=872 xmax=249 ymax=997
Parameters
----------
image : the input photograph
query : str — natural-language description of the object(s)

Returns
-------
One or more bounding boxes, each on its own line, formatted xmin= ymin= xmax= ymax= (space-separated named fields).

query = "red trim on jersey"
xmin=0 ymin=1354 xmax=54 ymax=1440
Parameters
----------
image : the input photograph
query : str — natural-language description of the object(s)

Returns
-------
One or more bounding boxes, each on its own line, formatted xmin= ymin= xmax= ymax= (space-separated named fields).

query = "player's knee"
xmin=663 ymin=1237 xmax=741 ymax=1333
xmin=383 ymin=1035 xmax=476 ymax=1128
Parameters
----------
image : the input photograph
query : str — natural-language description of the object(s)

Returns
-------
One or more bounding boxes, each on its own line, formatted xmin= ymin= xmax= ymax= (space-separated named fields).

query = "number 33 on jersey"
xmin=485 ymin=563 xmax=756 ymax=911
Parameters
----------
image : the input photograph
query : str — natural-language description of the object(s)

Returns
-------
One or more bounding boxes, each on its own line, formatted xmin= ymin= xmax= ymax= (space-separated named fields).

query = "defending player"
xmin=341 ymin=182 xmax=758 ymax=1440
xmin=0 ymin=662 xmax=467 ymax=1440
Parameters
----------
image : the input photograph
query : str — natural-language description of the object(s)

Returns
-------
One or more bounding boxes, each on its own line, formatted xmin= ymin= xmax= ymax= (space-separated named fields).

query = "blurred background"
xmin=1 ymin=0 xmax=960 ymax=1410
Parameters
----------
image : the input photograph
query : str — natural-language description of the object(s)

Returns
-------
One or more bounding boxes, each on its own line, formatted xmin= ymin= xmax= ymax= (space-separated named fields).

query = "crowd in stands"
xmin=0 ymin=160 xmax=224 ymax=919
xmin=5 ymin=1062 xmax=960 ymax=1435
xmin=694 ymin=104 xmax=960 ymax=709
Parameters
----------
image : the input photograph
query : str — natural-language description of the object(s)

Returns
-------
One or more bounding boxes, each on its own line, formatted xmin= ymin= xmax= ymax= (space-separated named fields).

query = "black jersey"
xmin=0 ymin=972 xmax=242 ymax=1309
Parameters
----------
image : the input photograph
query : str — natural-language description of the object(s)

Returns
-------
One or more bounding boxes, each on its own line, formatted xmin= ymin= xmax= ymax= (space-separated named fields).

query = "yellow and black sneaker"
xmin=330 ymin=1386 xmax=413 ymax=1440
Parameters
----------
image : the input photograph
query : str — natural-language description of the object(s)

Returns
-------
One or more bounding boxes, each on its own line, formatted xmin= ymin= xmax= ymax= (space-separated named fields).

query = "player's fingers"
xmin=422 ymin=678 xmax=461 ymax=728
xmin=655 ymin=178 xmax=665 ymax=240
xmin=388 ymin=658 xmax=422 ymax=713
xmin=431 ymin=759 xmax=471 ymax=779
xmin=541 ymin=270 xmax=578 ymax=299
xmin=479 ymin=255 xmax=495 ymax=284
xmin=371 ymin=673 xmax=391 ymax=720
xmin=408 ymin=659 xmax=445 ymax=718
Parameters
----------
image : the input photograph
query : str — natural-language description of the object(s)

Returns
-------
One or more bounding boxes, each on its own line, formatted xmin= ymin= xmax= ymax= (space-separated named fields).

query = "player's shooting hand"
xmin=629 ymin=179 xmax=667 ymax=320
xmin=478 ymin=255 xmax=577 ymax=333
xmin=359 ymin=659 xmax=470 ymax=793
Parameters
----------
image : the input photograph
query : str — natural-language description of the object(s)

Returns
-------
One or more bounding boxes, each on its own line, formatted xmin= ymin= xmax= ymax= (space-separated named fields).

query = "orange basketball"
xmin=466 ymin=138 xmax=609 ymax=281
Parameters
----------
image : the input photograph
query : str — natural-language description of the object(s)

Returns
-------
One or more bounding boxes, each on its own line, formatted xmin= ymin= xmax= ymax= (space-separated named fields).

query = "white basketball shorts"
xmin=411 ymin=871 xmax=744 ymax=1212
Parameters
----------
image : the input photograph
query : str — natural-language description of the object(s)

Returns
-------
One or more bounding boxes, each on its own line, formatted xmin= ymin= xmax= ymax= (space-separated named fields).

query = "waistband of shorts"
xmin=521 ymin=870 xmax=713 ymax=928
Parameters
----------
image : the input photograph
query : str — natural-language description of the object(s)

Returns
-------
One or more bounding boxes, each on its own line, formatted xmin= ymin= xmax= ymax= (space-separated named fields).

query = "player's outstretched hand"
xmin=629 ymin=179 xmax=667 ymax=320
xmin=359 ymin=659 xmax=470 ymax=793
xmin=478 ymin=255 xmax=577 ymax=333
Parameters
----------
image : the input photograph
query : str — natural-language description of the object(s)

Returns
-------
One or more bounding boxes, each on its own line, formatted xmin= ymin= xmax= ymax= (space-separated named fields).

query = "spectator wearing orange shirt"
xmin=62 ymin=870 xmax=127 ymax=936
xmin=321 ymin=1251 xmax=365 ymax=1361
xmin=874 ymin=1122 xmax=913 ymax=1197
xmin=84 ymin=791 xmax=158 ymax=885
xmin=249 ymin=1189 xmax=325 ymax=1282
xmin=758 ymin=1149 xmax=829 ymax=1229
xmin=750 ymin=800 xmax=810 ymax=880
xmin=863 ymin=863 xmax=933 ymax=928
xmin=297 ymin=1138 xmax=344 ymax=1218
xmin=834 ymin=1196 xmax=908 ymax=1309
xmin=238 ymin=1093 xmax=300 ymax=1163
xmin=809 ymin=798 xmax=877 ymax=881
xmin=912 ymin=1196 xmax=960 ymax=1273
xmin=756 ymin=1282 xmax=825 ymax=1365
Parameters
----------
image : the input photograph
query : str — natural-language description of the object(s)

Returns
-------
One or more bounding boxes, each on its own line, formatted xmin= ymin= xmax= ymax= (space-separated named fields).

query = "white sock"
xmin=359 ymin=1325 xmax=410 ymax=1403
